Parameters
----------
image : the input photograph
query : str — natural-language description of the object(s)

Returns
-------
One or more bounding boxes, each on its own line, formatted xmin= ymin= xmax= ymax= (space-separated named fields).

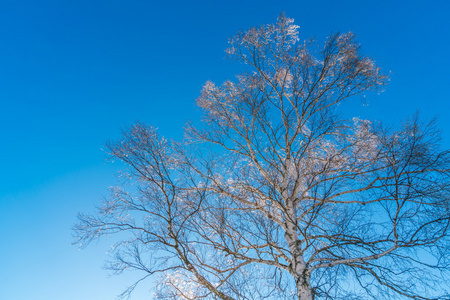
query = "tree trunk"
xmin=283 ymin=206 xmax=313 ymax=300
xmin=297 ymin=273 xmax=313 ymax=300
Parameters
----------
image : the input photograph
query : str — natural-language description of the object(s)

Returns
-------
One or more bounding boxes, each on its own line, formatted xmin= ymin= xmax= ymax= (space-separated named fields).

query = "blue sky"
xmin=1 ymin=0 xmax=449 ymax=299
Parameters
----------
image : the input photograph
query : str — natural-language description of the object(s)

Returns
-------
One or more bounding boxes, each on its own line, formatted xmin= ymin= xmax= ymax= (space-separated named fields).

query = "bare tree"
xmin=74 ymin=14 xmax=450 ymax=300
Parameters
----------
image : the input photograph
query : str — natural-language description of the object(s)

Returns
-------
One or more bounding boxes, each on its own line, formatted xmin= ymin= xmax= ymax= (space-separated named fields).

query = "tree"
xmin=74 ymin=15 xmax=450 ymax=300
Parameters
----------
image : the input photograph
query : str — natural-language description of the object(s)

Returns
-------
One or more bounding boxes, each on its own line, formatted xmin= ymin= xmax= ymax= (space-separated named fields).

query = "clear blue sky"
xmin=1 ymin=0 xmax=449 ymax=299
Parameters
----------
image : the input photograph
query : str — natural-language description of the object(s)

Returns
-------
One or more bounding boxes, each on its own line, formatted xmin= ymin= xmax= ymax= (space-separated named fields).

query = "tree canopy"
xmin=74 ymin=15 xmax=450 ymax=300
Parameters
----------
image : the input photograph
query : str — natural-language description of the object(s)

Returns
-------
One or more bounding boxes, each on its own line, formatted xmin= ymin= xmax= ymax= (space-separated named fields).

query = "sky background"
xmin=1 ymin=0 xmax=449 ymax=299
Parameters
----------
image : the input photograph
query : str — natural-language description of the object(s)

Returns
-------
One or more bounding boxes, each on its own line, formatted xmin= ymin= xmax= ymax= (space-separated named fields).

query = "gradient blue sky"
xmin=1 ymin=1 xmax=449 ymax=299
